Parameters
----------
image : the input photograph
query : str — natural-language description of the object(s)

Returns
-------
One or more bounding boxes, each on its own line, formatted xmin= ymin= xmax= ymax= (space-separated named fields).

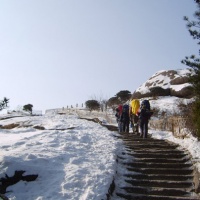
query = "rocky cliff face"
xmin=132 ymin=68 xmax=195 ymax=99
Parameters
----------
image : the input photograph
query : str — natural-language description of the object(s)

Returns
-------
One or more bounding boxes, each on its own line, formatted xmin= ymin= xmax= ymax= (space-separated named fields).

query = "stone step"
xmin=123 ymin=139 xmax=176 ymax=145
xmin=123 ymin=162 xmax=192 ymax=169
xmin=120 ymin=186 xmax=194 ymax=196
xmin=123 ymin=174 xmax=194 ymax=181
xmin=130 ymin=149 xmax=186 ymax=154
xmin=117 ymin=154 xmax=191 ymax=163
xmin=124 ymin=144 xmax=179 ymax=149
xmin=126 ymin=167 xmax=193 ymax=175
xmin=115 ymin=192 xmax=199 ymax=200
xmin=125 ymin=152 xmax=189 ymax=159
xmin=124 ymin=157 xmax=191 ymax=163
xmin=102 ymin=124 xmax=118 ymax=131
xmin=124 ymin=179 xmax=193 ymax=189
xmin=123 ymin=138 xmax=176 ymax=143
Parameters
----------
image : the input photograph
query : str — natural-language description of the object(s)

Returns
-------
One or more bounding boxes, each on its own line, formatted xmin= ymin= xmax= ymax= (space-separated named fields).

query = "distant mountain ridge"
xmin=132 ymin=68 xmax=195 ymax=99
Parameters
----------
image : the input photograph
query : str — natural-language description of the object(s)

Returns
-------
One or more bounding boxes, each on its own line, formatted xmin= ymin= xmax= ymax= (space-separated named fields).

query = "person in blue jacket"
xmin=120 ymin=104 xmax=130 ymax=133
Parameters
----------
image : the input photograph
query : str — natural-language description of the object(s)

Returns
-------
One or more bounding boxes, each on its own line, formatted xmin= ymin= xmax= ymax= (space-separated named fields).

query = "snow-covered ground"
xmin=0 ymin=113 xmax=120 ymax=200
xmin=0 ymin=96 xmax=200 ymax=199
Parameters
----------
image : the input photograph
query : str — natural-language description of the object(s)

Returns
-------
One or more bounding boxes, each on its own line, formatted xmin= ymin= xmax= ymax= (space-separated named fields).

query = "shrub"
xmin=85 ymin=100 xmax=100 ymax=111
xmin=149 ymin=87 xmax=170 ymax=96
xmin=191 ymin=100 xmax=200 ymax=138
xmin=23 ymin=104 xmax=33 ymax=114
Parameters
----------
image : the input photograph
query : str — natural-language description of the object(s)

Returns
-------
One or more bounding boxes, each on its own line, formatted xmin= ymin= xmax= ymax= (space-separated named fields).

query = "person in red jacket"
xmin=115 ymin=105 xmax=123 ymax=132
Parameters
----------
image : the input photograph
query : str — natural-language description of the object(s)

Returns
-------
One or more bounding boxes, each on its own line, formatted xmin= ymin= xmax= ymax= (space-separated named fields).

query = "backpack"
xmin=140 ymin=99 xmax=153 ymax=119
xmin=122 ymin=104 xmax=129 ymax=113
xmin=141 ymin=99 xmax=150 ymax=111
xmin=120 ymin=104 xmax=129 ymax=122
xmin=130 ymin=99 xmax=140 ymax=115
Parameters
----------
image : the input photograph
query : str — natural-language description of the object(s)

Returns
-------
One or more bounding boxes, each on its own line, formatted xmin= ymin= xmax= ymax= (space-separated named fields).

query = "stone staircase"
xmin=103 ymin=125 xmax=200 ymax=200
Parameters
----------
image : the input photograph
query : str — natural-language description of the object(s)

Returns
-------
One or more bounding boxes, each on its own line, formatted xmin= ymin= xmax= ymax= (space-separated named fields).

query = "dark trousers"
xmin=122 ymin=120 xmax=129 ymax=133
xmin=140 ymin=119 xmax=148 ymax=138
xmin=118 ymin=121 xmax=123 ymax=132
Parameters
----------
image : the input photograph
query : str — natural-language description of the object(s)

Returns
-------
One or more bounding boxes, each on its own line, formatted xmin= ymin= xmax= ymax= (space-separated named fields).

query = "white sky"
xmin=0 ymin=98 xmax=200 ymax=199
xmin=0 ymin=0 xmax=199 ymax=112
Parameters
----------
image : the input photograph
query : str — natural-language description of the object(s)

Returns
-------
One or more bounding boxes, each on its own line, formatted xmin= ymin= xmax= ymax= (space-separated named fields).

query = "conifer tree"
xmin=0 ymin=97 xmax=9 ymax=111
xmin=181 ymin=0 xmax=200 ymax=137
xmin=115 ymin=90 xmax=132 ymax=103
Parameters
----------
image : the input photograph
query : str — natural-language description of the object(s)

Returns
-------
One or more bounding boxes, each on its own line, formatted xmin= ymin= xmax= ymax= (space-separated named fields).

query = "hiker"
xmin=115 ymin=108 xmax=120 ymax=122
xmin=120 ymin=104 xmax=130 ymax=133
xmin=129 ymin=99 xmax=140 ymax=134
xmin=115 ymin=104 xmax=123 ymax=132
xmin=118 ymin=104 xmax=123 ymax=116
xmin=138 ymin=99 xmax=153 ymax=138
xmin=115 ymin=108 xmax=122 ymax=132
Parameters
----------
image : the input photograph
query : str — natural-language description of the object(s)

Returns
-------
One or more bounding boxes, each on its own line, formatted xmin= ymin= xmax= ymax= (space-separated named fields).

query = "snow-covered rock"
xmin=132 ymin=68 xmax=195 ymax=99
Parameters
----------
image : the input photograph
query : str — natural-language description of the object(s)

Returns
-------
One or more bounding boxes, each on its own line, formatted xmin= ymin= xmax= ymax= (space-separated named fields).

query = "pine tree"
xmin=182 ymin=0 xmax=200 ymax=138
xmin=115 ymin=90 xmax=132 ymax=103
xmin=0 ymin=97 xmax=9 ymax=111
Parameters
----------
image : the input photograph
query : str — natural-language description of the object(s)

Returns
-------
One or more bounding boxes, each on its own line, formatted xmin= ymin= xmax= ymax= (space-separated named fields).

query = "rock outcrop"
xmin=132 ymin=69 xmax=195 ymax=99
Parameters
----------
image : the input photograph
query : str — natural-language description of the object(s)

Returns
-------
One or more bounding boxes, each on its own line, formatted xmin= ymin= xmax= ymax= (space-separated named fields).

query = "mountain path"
xmin=101 ymin=124 xmax=200 ymax=200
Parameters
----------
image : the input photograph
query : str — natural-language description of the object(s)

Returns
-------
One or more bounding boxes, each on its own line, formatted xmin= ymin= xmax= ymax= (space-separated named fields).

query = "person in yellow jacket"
xmin=129 ymin=99 xmax=140 ymax=133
